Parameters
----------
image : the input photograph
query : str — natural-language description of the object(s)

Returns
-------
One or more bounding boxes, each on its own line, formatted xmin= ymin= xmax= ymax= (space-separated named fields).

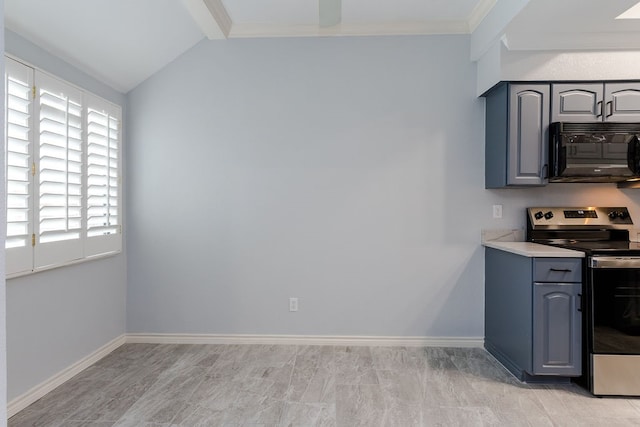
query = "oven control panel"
xmin=527 ymin=207 xmax=633 ymax=228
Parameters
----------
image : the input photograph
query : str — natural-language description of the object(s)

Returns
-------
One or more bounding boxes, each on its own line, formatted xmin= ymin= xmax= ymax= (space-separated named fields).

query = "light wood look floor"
xmin=8 ymin=344 xmax=640 ymax=426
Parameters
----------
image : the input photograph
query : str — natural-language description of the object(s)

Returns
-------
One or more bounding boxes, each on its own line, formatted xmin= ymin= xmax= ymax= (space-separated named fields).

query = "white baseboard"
xmin=7 ymin=334 xmax=126 ymax=418
xmin=126 ymin=333 xmax=484 ymax=348
xmin=7 ymin=333 xmax=483 ymax=419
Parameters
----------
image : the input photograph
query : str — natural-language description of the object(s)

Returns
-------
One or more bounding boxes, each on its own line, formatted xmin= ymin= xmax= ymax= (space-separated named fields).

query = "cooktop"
xmin=544 ymin=240 xmax=640 ymax=255
xmin=527 ymin=206 xmax=640 ymax=255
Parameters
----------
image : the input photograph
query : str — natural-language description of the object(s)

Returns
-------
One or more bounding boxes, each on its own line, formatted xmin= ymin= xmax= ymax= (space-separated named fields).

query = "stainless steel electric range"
xmin=527 ymin=207 xmax=640 ymax=396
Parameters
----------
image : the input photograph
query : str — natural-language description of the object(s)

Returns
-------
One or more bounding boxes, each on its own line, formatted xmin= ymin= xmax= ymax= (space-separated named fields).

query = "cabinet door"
xmin=604 ymin=83 xmax=640 ymax=122
xmin=532 ymin=282 xmax=582 ymax=376
xmin=552 ymin=83 xmax=603 ymax=122
xmin=508 ymin=85 xmax=550 ymax=186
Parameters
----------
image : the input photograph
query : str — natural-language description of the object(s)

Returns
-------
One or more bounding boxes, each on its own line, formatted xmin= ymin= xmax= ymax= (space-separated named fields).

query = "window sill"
xmin=6 ymin=250 xmax=122 ymax=280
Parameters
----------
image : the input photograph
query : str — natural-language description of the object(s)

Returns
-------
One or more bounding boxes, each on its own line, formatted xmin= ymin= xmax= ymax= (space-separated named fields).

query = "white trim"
xmin=6 ymin=250 xmax=121 ymax=280
xmin=204 ymin=0 xmax=232 ymax=38
xmin=468 ymin=0 xmax=498 ymax=33
xmin=126 ymin=333 xmax=484 ymax=348
xmin=7 ymin=335 xmax=126 ymax=418
xmin=319 ymin=0 xmax=342 ymax=28
xmin=181 ymin=0 xmax=227 ymax=40
xmin=7 ymin=333 xmax=483 ymax=418
xmin=228 ymin=21 xmax=470 ymax=39
xmin=183 ymin=0 xmax=498 ymax=39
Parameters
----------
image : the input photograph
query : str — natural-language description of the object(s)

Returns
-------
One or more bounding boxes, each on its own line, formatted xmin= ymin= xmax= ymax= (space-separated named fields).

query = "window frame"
xmin=4 ymin=55 xmax=123 ymax=278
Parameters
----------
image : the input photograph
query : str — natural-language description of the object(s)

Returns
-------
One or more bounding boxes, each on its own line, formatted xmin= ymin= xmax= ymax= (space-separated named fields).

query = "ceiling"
xmin=502 ymin=0 xmax=640 ymax=51
xmin=4 ymin=0 xmax=640 ymax=93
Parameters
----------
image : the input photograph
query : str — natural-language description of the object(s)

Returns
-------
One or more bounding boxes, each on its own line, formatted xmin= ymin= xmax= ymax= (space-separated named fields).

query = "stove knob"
xmin=534 ymin=211 xmax=544 ymax=220
xmin=544 ymin=211 xmax=554 ymax=220
xmin=609 ymin=211 xmax=619 ymax=220
xmin=618 ymin=211 xmax=629 ymax=219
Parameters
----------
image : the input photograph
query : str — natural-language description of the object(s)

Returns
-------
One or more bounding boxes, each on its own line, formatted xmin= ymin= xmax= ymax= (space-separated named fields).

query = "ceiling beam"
xmin=319 ymin=0 xmax=341 ymax=28
xmin=469 ymin=0 xmax=530 ymax=61
xmin=182 ymin=0 xmax=232 ymax=40
xmin=467 ymin=0 xmax=497 ymax=33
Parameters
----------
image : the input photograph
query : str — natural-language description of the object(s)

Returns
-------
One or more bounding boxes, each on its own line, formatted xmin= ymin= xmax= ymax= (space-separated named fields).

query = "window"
xmin=4 ymin=57 xmax=122 ymax=276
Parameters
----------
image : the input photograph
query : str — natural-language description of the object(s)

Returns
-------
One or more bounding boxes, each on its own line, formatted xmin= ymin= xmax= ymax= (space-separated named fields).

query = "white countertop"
xmin=483 ymin=241 xmax=585 ymax=258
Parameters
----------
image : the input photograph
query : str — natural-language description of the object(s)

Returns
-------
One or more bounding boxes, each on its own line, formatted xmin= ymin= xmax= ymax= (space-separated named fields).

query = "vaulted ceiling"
xmin=5 ymin=0 xmax=640 ymax=93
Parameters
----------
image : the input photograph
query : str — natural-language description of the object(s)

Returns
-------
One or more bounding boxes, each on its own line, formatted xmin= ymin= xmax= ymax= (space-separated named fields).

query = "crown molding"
xmin=185 ymin=0 xmax=497 ymax=40
xmin=229 ymin=20 xmax=470 ymax=39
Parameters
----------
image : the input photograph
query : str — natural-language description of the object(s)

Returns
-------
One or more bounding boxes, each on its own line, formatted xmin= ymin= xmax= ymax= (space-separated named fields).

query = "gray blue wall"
xmin=5 ymin=30 xmax=127 ymax=401
xmin=126 ymin=35 xmax=640 ymax=338
xmin=126 ymin=35 xmax=487 ymax=337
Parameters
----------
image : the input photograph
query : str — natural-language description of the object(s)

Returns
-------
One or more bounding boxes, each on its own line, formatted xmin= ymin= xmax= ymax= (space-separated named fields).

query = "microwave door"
xmin=560 ymin=134 xmax=635 ymax=180
xmin=549 ymin=122 xmax=640 ymax=182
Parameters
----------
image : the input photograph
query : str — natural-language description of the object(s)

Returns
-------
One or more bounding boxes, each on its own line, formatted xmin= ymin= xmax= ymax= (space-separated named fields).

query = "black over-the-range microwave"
xmin=549 ymin=122 xmax=640 ymax=183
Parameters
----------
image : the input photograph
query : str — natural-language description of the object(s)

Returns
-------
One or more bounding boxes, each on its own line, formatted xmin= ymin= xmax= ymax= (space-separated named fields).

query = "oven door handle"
xmin=589 ymin=256 xmax=640 ymax=269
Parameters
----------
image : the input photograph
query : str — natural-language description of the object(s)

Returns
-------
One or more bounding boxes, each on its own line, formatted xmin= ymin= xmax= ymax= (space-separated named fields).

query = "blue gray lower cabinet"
xmin=485 ymin=248 xmax=582 ymax=381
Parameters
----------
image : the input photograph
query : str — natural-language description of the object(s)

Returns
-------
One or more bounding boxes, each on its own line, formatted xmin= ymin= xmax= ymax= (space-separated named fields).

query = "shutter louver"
xmin=34 ymin=72 xmax=84 ymax=268
xmin=85 ymin=94 xmax=121 ymax=256
xmin=5 ymin=58 xmax=34 ymax=275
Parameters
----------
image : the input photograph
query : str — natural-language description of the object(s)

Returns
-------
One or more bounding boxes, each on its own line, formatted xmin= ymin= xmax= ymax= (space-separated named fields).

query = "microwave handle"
xmin=628 ymin=135 xmax=640 ymax=173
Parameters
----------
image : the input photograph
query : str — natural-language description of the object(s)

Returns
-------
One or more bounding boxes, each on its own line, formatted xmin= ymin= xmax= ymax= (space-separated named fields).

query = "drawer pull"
xmin=550 ymin=268 xmax=572 ymax=273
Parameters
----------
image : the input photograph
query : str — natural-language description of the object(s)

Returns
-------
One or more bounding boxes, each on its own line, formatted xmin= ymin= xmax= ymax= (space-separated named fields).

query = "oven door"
xmin=589 ymin=256 xmax=640 ymax=395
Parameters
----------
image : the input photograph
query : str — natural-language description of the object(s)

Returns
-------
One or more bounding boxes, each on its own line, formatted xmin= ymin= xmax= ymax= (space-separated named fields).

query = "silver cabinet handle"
xmin=607 ymin=100 xmax=613 ymax=117
xmin=597 ymin=100 xmax=603 ymax=118
xmin=550 ymin=268 xmax=572 ymax=272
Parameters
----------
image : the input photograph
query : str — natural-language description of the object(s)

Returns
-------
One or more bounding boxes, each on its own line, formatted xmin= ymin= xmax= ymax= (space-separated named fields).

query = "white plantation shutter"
xmin=34 ymin=72 xmax=84 ymax=268
xmin=5 ymin=58 xmax=34 ymax=275
xmin=3 ymin=56 xmax=123 ymax=276
xmin=85 ymin=94 xmax=121 ymax=256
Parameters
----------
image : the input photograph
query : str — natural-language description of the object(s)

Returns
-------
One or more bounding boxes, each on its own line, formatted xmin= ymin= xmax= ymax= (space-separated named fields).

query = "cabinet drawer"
xmin=534 ymin=258 xmax=582 ymax=283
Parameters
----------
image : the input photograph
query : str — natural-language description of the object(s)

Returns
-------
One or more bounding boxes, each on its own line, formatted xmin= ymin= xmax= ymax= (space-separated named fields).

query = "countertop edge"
xmin=483 ymin=241 xmax=585 ymax=258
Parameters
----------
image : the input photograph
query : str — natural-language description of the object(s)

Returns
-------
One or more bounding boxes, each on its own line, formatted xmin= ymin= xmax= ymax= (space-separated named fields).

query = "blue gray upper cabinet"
xmin=552 ymin=83 xmax=640 ymax=122
xmin=484 ymin=83 xmax=550 ymax=188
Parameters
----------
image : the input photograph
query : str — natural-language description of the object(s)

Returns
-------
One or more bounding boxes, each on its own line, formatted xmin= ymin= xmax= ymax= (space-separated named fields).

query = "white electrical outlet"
xmin=493 ymin=204 xmax=503 ymax=219
xmin=289 ymin=297 xmax=298 ymax=312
